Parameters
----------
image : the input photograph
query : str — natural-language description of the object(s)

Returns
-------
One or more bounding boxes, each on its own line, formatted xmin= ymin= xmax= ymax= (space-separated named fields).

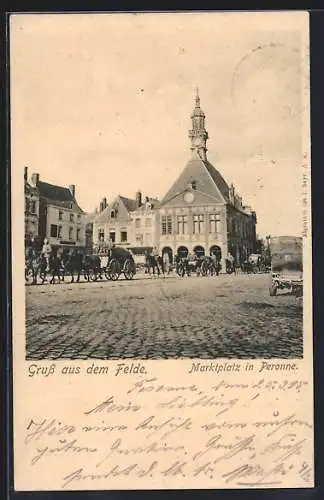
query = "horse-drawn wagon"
xmin=105 ymin=246 xmax=136 ymax=281
xmin=175 ymin=255 xmax=220 ymax=277
xmin=88 ymin=246 xmax=136 ymax=281
xmin=269 ymin=236 xmax=303 ymax=297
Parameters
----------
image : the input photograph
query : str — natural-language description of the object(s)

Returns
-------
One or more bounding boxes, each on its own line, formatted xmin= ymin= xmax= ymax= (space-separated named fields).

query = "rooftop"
xmin=37 ymin=181 xmax=84 ymax=213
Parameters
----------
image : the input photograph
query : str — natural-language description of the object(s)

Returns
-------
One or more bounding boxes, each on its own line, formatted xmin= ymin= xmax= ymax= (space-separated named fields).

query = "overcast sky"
xmin=11 ymin=12 xmax=309 ymax=237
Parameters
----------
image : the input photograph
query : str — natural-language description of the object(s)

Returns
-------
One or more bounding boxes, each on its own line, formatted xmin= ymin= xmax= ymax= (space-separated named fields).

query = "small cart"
xmin=269 ymin=236 xmax=303 ymax=297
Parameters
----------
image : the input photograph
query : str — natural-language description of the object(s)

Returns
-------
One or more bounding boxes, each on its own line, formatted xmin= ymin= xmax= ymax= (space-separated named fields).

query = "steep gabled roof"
xmin=94 ymin=195 xmax=136 ymax=224
xmin=37 ymin=181 xmax=84 ymax=213
xmin=161 ymin=156 xmax=229 ymax=205
xmin=204 ymin=161 xmax=229 ymax=202
xmin=37 ymin=181 xmax=74 ymax=202
xmin=119 ymin=196 xmax=137 ymax=213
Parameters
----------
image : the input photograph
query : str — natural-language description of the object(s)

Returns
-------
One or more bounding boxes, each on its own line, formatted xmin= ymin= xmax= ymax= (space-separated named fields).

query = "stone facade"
xmin=158 ymin=89 xmax=257 ymax=268
xmin=92 ymin=193 xmax=160 ymax=261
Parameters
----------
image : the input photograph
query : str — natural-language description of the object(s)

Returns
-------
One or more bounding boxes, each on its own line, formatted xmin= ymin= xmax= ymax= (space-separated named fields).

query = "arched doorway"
xmin=162 ymin=246 xmax=173 ymax=264
xmin=193 ymin=245 xmax=205 ymax=258
xmin=210 ymin=245 xmax=222 ymax=261
xmin=177 ymin=246 xmax=188 ymax=258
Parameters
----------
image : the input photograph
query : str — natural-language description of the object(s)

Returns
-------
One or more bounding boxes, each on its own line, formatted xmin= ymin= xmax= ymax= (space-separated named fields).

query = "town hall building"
xmin=158 ymin=89 xmax=257 ymax=269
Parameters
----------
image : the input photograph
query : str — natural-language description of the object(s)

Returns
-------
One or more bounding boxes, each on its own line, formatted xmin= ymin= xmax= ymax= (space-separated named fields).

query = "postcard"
xmin=10 ymin=11 xmax=313 ymax=490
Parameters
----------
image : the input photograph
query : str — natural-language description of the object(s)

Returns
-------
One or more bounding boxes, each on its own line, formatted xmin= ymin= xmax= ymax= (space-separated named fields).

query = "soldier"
xmin=42 ymin=238 xmax=52 ymax=272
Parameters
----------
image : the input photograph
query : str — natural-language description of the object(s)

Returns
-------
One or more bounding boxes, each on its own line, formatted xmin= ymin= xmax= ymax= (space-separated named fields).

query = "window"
xmin=109 ymin=231 xmax=116 ymax=243
xmin=77 ymin=214 xmax=81 ymax=221
xmin=25 ymin=198 xmax=29 ymax=212
xmin=161 ymin=215 xmax=172 ymax=235
xmin=76 ymin=228 xmax=80 ymax=241
xmin=193 ymin=214 xmax=204 ymax=234
xmin=58 ymin=226 xmax=62 ymax=239
xmin=59 ymin=210 xmax=63 ymax=221
xmin=145 ymin=218 xmax=151 ymax=228
xmin=111 ymin=210 xmax=115 ymax=218
xmin=50 ymin=224 xmax=58 ymax=238
xmin=209 ymin=214 xmax=221 ymax=233
xmin=135 ymin=218 xmax=141 ymax=228
xmin=177 ymin=215 xmax=188 ymax=234
xmin=70 ymin=213 xmax=74 ymax=222
xmin=136 ymin=234 xmax=143 ymax=243
xmin=121 ymin=231 xmax=127 ymax=242
xmin=98 ymin=229 xmax=104 ymax=241
xmin=31 ymin=201 xmax=36 ymax=214
xmin=69 ymin=227 xmax=73 ymax=240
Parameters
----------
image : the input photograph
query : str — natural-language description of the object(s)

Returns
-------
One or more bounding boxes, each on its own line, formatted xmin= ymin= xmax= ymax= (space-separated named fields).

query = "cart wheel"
xmin=269 ymin=283 xmax=278 ymax=296
xmin=124 ymin=260 xmax=136 ymax=280
xmin=107 ymin=259 xmax=121 ymax=281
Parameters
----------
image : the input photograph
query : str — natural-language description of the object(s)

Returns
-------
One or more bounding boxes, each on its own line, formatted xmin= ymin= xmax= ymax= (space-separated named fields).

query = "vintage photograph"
xmin=11 ymin=12 xmax=314 ymax=492
xmin=19 ymin=13 xmax=306 ymax=361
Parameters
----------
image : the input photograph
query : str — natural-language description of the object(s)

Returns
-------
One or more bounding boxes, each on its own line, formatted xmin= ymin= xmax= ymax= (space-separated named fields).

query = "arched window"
xmin=177 ymin=246 xmax=188 ymax=258
xmin=193 ymin=246 xmax=205 ymax=258
xmin=210 ymin=245 xmax=222 ymax=261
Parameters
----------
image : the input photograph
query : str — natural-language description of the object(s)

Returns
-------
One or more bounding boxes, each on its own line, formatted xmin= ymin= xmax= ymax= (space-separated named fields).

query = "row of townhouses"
xmin=25 ymin=91 xmax=257 ymax=268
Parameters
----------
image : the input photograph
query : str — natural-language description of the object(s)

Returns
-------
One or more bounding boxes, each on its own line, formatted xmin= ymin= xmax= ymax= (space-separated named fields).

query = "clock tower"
xmin=188 ymin=87 xmax=209 ymax=161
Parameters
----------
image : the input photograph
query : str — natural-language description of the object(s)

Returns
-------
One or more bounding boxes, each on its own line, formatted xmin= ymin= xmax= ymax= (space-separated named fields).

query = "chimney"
xmin=31 ymin=173 xmax=40 ymax=186
xmin=69 ymin=184 xmax=76 ymax=198
xmin=136 ymin=190 xmax=142 ymax=208
xmin=103 ymin=197 xmax=107 ymax=209
xmin=99 ymin=201 xmax=104 ymax=212
xmin=24 ymin=166 xmax=28 ymax=182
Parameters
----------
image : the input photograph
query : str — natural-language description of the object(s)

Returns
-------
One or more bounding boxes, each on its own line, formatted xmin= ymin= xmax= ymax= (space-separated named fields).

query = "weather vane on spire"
xmin=195 ymin=86 xmax=200 ymax=107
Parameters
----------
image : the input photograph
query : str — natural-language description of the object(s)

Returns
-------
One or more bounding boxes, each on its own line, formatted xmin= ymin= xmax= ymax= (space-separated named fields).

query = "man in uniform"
xmin=42 ymin=238 xmax=52 ymax=272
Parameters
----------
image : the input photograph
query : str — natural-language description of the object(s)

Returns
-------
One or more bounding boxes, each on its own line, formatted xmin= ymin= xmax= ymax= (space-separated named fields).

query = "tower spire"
xmin=195 ymin=86 xmax=200 ymax=107
xmin=188 ymin=88 xmax=208 ymax=160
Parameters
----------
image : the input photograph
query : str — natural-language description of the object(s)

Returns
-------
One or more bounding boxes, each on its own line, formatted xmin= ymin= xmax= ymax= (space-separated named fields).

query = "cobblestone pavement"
xmin=25 ymin=272 xmax=303 ymax=360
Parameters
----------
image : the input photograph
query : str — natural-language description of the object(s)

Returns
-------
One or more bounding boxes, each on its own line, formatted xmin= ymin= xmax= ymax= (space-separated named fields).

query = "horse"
xmin=48 ymin=253 xmax=64 ymax=284
xmin=63 ymin=251 xmax=84 ymax=283
xmin=201 ymin=256 xmax=221 ymax=276
xmin=84 ymin=254 xmax=102 ymax=281
xmin=145 ymin=254 xmax=165 ymax=277
xmin=25 ymin=251 xmax=48 ymax=284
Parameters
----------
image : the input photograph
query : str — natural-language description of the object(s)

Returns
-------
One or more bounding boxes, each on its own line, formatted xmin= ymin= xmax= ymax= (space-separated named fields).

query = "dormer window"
xmin=111 ymin=210 xmax=115 ymax=218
